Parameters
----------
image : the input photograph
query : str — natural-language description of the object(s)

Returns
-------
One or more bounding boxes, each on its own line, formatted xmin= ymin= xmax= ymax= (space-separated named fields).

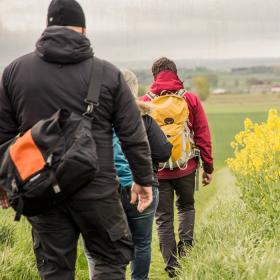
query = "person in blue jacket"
xmin=85 ymin=70 xmax=172 ymax=280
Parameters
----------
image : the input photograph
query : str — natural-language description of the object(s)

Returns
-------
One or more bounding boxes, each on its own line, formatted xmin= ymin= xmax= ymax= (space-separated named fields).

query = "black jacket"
xmin=142 ymin=114 xmax=172 ymax=175
xmin=0 ymin=26 xmax=154 ymax=199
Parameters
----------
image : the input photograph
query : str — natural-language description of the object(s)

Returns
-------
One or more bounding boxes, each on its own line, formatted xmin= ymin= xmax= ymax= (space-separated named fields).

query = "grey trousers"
xmin=155 ymin=172 xmax=196 ymax=272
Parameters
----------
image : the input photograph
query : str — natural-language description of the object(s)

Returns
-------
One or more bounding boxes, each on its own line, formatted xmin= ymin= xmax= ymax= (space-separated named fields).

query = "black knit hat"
xmin=47 ymin=0 xmax=86 ymax=28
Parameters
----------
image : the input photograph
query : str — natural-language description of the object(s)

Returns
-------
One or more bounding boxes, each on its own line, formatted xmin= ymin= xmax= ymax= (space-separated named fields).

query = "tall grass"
xmin=0 ymin=213 xmax=39 ymax=280
xmin=178 ymin=169 xmax=280 ymax=280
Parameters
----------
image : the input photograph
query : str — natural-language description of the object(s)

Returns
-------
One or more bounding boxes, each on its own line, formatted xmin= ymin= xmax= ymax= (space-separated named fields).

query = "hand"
xmin=202 ymin=172 xmax=212 ymax=186
xmin=0 ymin=188 xmax=10 ymax=209
xmin=130 ymin=183 xmax=153 ymax=213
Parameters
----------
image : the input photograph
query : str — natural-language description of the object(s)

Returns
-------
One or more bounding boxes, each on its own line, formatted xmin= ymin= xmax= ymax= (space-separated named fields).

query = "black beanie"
xmin=47 ymin=0 xmax=86 ymax=28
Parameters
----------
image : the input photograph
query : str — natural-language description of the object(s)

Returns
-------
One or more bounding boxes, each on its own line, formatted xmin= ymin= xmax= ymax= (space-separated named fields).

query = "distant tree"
xmin=195 ymin=66 xmax=209 ymax=72
xmin=134 ymin=69 xmax=152 ymax=85
xmin=192 ymin=76 xmax=210 ymax=101
xmin=247 ymin=77 xmax=259 ymax=86
xmin=206 ymin=74 xmax=218 ymax=88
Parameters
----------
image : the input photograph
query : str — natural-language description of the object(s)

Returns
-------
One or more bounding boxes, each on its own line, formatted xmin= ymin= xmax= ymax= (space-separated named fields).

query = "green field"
xmin=205 ymin=94 xmax=280 ymax=168
xmin=0 ymin=94 xmax=279 ymax=279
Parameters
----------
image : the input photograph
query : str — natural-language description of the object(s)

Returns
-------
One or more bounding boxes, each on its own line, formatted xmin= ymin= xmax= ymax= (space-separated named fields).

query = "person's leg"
xmin=125 ymin=187 xmax=159 ymax=280
xmin=28 ymin=205 xmax=79 ymax=280
xmin=174 ymin=172 xmax=196 ymax=258
xmin=83 ymin=187 xmax=130 ymax=280
xmin=155 ymin=179 xmax=178 ymax=275
xmin=92 ymin=260 xmax=127 ymax=280
xmin=70 ymin=190 xmax=134 ymax=280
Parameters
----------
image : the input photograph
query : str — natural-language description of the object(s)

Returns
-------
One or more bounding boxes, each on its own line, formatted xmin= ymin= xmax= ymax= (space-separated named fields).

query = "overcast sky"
xmin=0 ymin=0 xmax=280 ymax=64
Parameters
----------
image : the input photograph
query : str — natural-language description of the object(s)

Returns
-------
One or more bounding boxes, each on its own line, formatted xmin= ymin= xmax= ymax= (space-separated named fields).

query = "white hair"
xmin=121 ymin=69 xmax=139 ymax=98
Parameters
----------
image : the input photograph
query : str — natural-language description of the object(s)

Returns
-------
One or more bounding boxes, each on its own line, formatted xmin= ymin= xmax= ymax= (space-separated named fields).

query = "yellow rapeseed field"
xmin=227 ymin=109 xmax=280 ymax=226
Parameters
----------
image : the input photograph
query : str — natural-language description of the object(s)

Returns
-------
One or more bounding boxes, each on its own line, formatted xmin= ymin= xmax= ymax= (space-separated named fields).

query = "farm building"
xmin=271 ymin=85 xmax=280 ymax=93
xmin=212 ymin=88 xmax=227 ymax=95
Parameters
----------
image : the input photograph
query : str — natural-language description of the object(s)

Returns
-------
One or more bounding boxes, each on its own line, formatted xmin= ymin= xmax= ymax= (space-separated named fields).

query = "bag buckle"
xmin=83 ymin=99 xmax=99 ymax=117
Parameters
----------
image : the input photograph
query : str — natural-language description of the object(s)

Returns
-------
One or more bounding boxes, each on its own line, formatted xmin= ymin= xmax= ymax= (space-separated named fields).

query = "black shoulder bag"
xmin=0 ymin=56 xmax=104 ymax=221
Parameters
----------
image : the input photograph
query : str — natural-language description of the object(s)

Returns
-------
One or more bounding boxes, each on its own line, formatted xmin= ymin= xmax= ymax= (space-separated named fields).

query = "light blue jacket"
xmin=113 ymin=132 xmax=133 ymax=188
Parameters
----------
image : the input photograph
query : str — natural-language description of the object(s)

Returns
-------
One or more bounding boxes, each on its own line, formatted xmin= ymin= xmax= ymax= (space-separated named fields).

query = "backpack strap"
xmin=146 ymin=89 xmax=186 ymax=99
xmin=146 ymin=92 xmax=157 ymax=100
xmin=84 ymin=56 xmax=105 ymax=117
xmin=176 ymin=89 xmax=186 ymax=97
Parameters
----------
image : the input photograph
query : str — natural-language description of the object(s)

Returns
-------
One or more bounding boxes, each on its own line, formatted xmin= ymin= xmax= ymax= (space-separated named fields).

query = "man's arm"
xmin=192 ymin=98 xmax=214 ymax=185
xmin=0 ymin=188 xmax=10 ymax=209
xmin=0 ymin=71 xmax=18 ymax=209
xmin=0 ymin=71 xmax=18 ymax=144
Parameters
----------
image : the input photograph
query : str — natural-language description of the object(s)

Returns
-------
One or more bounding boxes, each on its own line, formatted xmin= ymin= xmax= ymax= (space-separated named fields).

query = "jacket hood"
xmin=150 ymin=70 xmax=184 ymax=94
xmin=36 ymin=26 xmax=93 ymax=64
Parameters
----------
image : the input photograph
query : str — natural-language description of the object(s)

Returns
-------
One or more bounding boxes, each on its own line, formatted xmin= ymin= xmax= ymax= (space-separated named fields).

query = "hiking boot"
xmin=165 ymin=263 xmax=180 ymax=279
xmin=167 ymin=268 xmax=177 ymax=278
xmin=178 ymin=240 xmax=193 ymax=258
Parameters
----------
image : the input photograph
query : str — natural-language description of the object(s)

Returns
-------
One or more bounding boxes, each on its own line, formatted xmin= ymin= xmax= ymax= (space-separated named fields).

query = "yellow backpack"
xmin=147 ymin=90 xmax=197 ymax=170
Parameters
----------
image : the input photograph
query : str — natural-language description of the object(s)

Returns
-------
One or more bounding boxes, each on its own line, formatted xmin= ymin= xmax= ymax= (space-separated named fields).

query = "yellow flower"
xmin=228 ymin=109 xmax=280 ymax=182
xmin=244 ymin=118 xmax=253 ymax=130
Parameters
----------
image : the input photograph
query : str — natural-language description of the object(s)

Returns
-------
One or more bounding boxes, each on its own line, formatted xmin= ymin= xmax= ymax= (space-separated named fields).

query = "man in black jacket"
xmin=0 ymin=0 xmax=154 ymax=279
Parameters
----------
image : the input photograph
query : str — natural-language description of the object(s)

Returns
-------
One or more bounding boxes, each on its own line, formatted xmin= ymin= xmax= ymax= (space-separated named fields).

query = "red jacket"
xmin=140 ymin=70 xmax=214 ymax=180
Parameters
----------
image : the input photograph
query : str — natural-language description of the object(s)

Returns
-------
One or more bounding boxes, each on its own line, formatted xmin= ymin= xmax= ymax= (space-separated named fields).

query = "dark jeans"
xmin=122 ymin=187 xmax=159 ymax=280
xmin=28 ymin=190 xmax=134 ymax=280
xmin=85 ymin=187 xmax=158 ymax=280
xmin=155 ymin=172 xmax=195 ymax=272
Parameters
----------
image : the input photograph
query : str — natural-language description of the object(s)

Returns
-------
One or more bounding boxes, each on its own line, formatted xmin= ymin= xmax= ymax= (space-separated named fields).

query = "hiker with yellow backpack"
xmin=140 ymin=57 xmax=214 ymax=278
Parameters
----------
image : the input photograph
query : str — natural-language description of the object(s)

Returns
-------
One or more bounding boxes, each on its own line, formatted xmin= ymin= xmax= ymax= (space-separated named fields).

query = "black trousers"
xmin=155 ymin=172 xmax=196 ymax=272
xmin=28 ymin=190 xmax=134 ymax=280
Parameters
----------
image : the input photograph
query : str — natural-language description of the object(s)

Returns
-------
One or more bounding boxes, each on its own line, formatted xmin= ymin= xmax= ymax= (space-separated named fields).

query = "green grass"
xmin=1 ymin=94 xmax=279 ymax=279
xmin=208 ymin=112 xmax=268 ymax=168
xmin=0 ymin=215 xmax=39 ymax=280
xmin=204 ymin=93 xmax=280 ymax=114
xmin=178 ymin=169 xmax=280 ymax=280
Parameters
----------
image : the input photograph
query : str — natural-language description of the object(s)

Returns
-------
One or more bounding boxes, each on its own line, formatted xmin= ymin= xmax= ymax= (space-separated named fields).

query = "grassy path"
xmin=178 ymin=169 xmax=280 ymax=280
xmin=148 ymin=169 xmax=223 ymax=280
xmin=149 ymin=168 xmax=279 ymax=279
